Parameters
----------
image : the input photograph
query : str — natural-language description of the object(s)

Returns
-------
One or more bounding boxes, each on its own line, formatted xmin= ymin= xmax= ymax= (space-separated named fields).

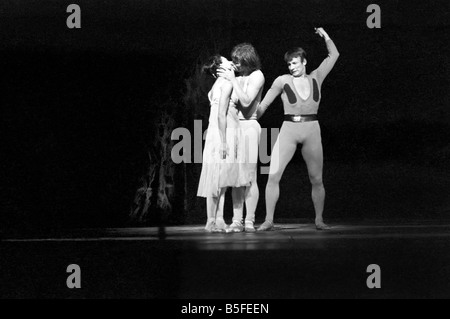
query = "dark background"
xmin=1 ymin=0 xmax=449 ymax=233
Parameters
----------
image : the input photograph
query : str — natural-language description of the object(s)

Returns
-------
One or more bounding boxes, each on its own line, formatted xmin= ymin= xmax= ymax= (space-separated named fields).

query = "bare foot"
xmin=315 ymin=219 xmax=331 ymax=230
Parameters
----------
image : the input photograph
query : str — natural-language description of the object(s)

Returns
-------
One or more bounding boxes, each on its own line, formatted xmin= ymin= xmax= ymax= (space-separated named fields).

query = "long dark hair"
xmin=201 ymin=54 xmax=222 ymax=77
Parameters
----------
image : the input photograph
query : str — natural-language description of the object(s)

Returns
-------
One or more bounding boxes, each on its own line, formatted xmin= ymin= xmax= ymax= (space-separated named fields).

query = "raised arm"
xmin=314 ymin=27 xmax=340 ymax=83
xmin=257 ymin=77 xmax=283 ymax=119
xmin=217 ymin=69 xmax=265 ymax=108
xmin=218 ymin=80 xmax=233 ymax=159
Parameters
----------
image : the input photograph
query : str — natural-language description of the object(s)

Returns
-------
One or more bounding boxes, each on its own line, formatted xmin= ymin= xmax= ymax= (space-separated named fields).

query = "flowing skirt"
xmin=197 ymin=123 xmax=254 ymax=198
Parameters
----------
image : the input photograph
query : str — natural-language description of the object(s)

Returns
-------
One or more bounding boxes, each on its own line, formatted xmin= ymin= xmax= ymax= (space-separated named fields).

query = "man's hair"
xmin=231 ymin=43 xmax=261 ymax=75
xmin=284 ymin=47 xmax=307 ymax=63
xmin=201 ymin=54 xmax=222 ymax=77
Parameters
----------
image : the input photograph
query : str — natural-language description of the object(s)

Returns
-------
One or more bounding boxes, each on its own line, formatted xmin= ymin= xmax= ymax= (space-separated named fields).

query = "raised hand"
xmin=315 ymin=27 xmax=330 ymax=40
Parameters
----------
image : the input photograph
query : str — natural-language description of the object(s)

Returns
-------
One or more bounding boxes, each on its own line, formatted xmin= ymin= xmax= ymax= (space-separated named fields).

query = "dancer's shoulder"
xmin=250 ymin=69 xmax=264 ymax=78
xmin=276 ymin=74 xmax=292 ymax=82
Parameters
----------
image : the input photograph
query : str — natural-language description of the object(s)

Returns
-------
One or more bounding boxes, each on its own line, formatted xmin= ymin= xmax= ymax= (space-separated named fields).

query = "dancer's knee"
xmin=267 ymin=173 xmax=282 ymax=187
xmin=246 ymin=183 xmax=259 ymax=198
xmin=309 ymin=174 xmax=323 ymax=187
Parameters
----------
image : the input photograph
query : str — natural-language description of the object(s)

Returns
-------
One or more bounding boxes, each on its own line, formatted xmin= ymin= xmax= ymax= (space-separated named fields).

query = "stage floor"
xmin=1 ymin=220 xmax=450 ymax=298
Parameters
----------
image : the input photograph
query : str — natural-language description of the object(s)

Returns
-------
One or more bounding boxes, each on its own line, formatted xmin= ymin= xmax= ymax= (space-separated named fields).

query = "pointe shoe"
xmin=226 ymin=220 xmax=244 ymax=233
xmin=315 ymin=222 xmax=331 ymax=230
xmin=205 ymin=219 xmax=215 ymax=232
xmin=212 ymin=218 xmax=227 ymax=233
xmin=244 ymin=221 xmax=256 ymax=232
xmin=257 ymin=220 xmax=274 ymax=231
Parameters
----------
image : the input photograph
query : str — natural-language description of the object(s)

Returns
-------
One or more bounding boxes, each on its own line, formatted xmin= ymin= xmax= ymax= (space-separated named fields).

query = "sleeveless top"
xmin=207 ymin=81 xmax=239 ymax=129
xmin=232 ymin=76 xmax=260 ymax=121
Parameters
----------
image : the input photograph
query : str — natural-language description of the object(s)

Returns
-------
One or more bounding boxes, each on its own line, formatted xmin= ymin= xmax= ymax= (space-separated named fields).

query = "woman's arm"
xmin=217 ymin=69 xmax=265 ymax=108
xmin=218 ymin=80 xmax=233 ymax=159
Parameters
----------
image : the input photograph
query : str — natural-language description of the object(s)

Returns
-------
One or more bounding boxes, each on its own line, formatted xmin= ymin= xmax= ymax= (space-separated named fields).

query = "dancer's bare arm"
xmin=218 ymin=80 xmax=233 ymax=159
xmin=217 ymin=68 xmax=265 ymax=108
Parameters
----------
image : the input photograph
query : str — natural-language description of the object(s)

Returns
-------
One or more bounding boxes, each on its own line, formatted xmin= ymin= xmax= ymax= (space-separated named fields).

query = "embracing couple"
xmin=197 ymin=28 xmax=339 ymax=233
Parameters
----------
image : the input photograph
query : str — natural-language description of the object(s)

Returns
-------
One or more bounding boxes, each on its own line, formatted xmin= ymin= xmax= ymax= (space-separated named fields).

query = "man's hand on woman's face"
xmin=217 ymin=63 xmax=236 ymax=81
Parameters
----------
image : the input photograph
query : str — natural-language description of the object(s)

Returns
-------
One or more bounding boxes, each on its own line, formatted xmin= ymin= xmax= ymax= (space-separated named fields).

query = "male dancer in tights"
xmin=257 ymin=27 xmax=339 ymax=231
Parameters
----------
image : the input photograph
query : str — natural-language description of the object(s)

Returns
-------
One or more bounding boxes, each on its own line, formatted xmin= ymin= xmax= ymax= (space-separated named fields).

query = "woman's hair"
xmin=284 ymin=47 xmax=307 ymax=63
xmin=201 ymin=54 xmax=222 ymax=77
xmin=231 ymin=43 xmax=261 ymax=75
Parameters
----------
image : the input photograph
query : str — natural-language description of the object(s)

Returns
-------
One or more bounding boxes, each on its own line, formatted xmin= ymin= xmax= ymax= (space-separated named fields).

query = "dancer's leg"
xmin=263 ymin=126 xmax=298 ymax=226
xmin=242 ymin=121 xmax=260 ymax=225
xmin=214 ymin=188 xmax=228 ymax=231
xmin=301 ymin=124 xmax=329 ymax=230
xmin=231 ymin=187 xmax=245 ymax=223
xmin=244 ymin=179 xmax=259 ymax=223
xmin=231 ymin=120 xmax=261 ymax=232
xmin=205 ymin=195 xmax=218 ymax=231
xmin=227 ymin=187 xmax=245 ymax=232
xmin=243 ymin=181 xmax=258 ymax=232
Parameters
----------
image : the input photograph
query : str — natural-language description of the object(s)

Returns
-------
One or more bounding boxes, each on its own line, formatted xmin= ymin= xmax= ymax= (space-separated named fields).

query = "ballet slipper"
xmin=212 ymin=218 xmax=227 ymax=233
xmin=257 ymin=220 xmax=274 ymax=232
xmin=226 ymin=220 xmax=244 ymax=233
xmin=205 ymin=219 xmax=215 ymax=232
xmin=244 ymin=220 xmax=256 ymax=232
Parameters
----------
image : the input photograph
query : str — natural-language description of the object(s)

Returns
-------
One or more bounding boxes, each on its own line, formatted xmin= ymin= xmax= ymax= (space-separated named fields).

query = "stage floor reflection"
xmin=1 ymin=219 xmax=450 ymax=298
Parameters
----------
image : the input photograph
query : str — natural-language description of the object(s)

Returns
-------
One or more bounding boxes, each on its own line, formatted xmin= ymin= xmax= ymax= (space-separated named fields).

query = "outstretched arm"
xmin=217 ymin=69 xmax=265 ymax=108
xmin=218 ymin=80 xmax=233 ymax=159
xmin=257 ymin=77 xmax=283 ymax=119
xmin=315 ymin=27 xmax=340 ymax=82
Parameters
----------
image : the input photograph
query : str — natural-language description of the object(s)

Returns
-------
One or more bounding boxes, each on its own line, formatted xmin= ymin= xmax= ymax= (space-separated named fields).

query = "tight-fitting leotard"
xmin=260 ymin=39 xmax=339 ymax=224
xmin=259 ymin=39 xmax=339 ymax=115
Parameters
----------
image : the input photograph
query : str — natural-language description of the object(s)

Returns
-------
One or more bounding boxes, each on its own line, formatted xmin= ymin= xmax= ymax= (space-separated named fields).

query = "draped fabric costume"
xmin=197 ymin=81 xmax=253 ymax=198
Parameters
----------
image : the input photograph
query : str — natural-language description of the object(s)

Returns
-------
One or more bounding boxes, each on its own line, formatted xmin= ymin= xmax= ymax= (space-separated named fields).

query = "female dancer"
xmin=197 ymin=55 xmax=252 ymax=232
